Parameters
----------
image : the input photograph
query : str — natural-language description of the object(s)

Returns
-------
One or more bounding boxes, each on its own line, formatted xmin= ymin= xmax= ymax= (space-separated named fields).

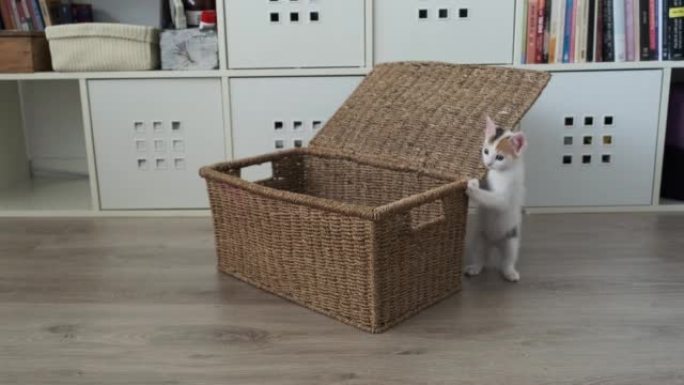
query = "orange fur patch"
xmin=496 ymin=137 xmax=517 ymax=157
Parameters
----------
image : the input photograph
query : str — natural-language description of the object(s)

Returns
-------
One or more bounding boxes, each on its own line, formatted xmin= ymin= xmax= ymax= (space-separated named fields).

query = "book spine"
xmin=576 ymin=0 xmax=588 ymax=62
xmin=536 ymin=0 xmax=546 ymax=63
xmin=570 ymin=0 xmax=578 ymax=61
xmin=582 ymin=0 xmax=590 ymax=61
xmin=17 ymin=0 xmax=31 ymax=30
xmin=634 ymin=0 xmax=641 ymax=59
xmin=614 ymin=0 xmax=627 ymax=61
xmin=603 ymin=0 xmax=616 ymax=60
xmin=558 ymin=0 xmax=568 ymax=61
xmin=563 ymin=0 xmax=575 ymax=61
xmin=661 ymin=0 xmax=670 ymax=58
xmin=574 ymin=0 xmax=583 ymax=61
xmin=550 ymin=0 xmax=563 ymax=62
xmin=625 ymin=0 xmax=636 ymax=60
xmin=0 ymin=0 xmax=15 ymax=29
xmin=672 ymin=0 xmax=684 ymax=59
xmin=38 ymin=0 xmax=52 ymax=26
xmin=596 ymin=0 xmax=604 ymax=60
xmin=522 ymin=0 xmax=528 ymax=63
xmin=9 ymin=0 xmax=24 ymax=30
xmin=588 ymin=0 xmax=597 ymax=61
xmin=527 ymin=0 xmax=538 ymax=63
xmin=544 ymin=0 xmax=553 ymax=62
xmin=640 ymin=0 xmax=651 ymax=58
xmin=27 ymin=0 xmax=43 ymax=30
xmin=649 ymin=0 xmax=657 ymax=57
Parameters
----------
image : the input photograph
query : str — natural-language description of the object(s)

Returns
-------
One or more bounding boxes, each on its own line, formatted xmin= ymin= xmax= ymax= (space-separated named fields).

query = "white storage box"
xmin=45 ymin=23 xmax=160 ymax=72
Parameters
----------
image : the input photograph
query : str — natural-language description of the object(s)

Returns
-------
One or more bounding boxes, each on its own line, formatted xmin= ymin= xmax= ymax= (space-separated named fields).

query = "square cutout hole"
xmin=583 ymin=136 xmax=593 ymax=145
xmin=171 ymin=121 xmax=181 ymax=132
xmin=290 ymin=12 xmax=299 ymax=22
xmin=134 ymin=121 xmax=145 ymax=133
xmin=564 ymin=116 xmax=574 ymax=126
xmin=275 ymin=139 xmax=285 ymax=149
xmin=602 ymin=154 xmax=612 ymax=164
xmin=153 ymin=121 xmax=163 ymax=133
xmin=438 ymin=8 xmax=448 ymax=18
xmin=294 ymin=139 xmax=303 ymax=148
xmin=274 ymin=121 xmax=284 ymax=130
xmin=155 ymin=158 xmax=167 ymax=170
xmin=270 ymin=12 xmax=279 ymax=22
xmin=582 ymin=155 xmax=592 ymax=164
xmin=313 ymin=120 xmax=322 ymax=130
xmin=135 ymin=140 xmax=147 ymax=152
xmin=563 ymin=136 xmax=573 ymax=146
xmin=174 ymin=158 xmax=186 ymax=170
xmin=309 ymin=11 xmax=319 ymax=21
xmin=418 ymin=9 xmax=428 ymax=19
xmin=172 ymin=139 xmax=185 ymax=152
xmin=459 ymin=8 xmax=469 ymax=18
xmin=584 ymin=116 xmax=594 ymax=126
xmin=137 ymin=158 xmax=148 ymax=170
xmin=154 ymin=139 xmax=166 ymax=152
xmin=603 ymin=135 xmax=613 ymax=145
xmin=562 ymin=155 xmax=572 ymax=165
xmin=604 ymin=115 xmax=614 ymax=126
xmin=293 ymin=121 xmax=303 ymax=130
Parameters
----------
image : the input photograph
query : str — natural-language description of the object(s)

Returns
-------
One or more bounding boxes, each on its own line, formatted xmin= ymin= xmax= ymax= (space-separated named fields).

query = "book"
xmin=536 ymin=0 xmax=546 ymax=63
xmin=661 ymin=0 xmax=669 ymax=58
xmin=521 ymin=0 xmax=528 ymax=63
xmin=634 ymin=0 xmax=641 ymax=59
xmin=544 ymin=0 xmax=553 ymax=62
xmin=38 ymin=0 xmax=55 ymax=26
xmin=614 ymin=0 xmax=627 ymax=61
xmin=603 ymin=0 xmax=615 ymax=60
xmin=671 ymin=0 xmax=684 ymax=59
xmin=26 ymin=0 xmax=44 ymax=30
xmin=570 ymin=0 xmax=579 ymax=61
xmin=596 ymin=0 xmax=604 ymax=60
xmin=550 ymin=0 xmax=565 ymax=62
xmin=563 ymin=0 xmax=575 ymax=61
xmin=626 ymin=0 xmax=636 ymax=60
xmin=587 ymin=0 xmax=597 ymax=61
xmin=640 ymin=0 xmax=651 ymax=58
xmin=16 ymin=0 xmax=32 ymax=30
xmin=527 ymin=0 xmax=538 ymax=63
xmin=0 ymin=0 xmax=16 ymax=29
xmin=650 ymin=0 xmax=657 ymax=58
xmin=576 ymin=0 xmax=589 ymax=62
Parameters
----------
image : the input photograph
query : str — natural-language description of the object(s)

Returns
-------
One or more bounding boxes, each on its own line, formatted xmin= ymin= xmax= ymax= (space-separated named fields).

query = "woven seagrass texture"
xmin=311 ymin=62 xmax=552 ymax=179
xmin=201 ymin=63 xmax=550 ymax=332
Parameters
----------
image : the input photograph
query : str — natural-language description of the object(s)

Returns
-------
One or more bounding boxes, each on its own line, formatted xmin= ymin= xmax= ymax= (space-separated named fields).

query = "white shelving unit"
xmin=0 ymin=0 xmax=682 ymax=217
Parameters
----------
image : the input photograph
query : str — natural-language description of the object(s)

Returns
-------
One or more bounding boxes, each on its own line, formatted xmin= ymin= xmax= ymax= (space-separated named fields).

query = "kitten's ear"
xmin=510 ymin=132 xmax=527 ymax=155
xmin=485 ymin=116 xmax=497 ymax=138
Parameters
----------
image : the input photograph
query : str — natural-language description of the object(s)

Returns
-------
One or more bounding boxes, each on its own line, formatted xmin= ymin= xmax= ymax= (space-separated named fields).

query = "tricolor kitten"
xmin=465 ymin=116 xmax=527 ymax=282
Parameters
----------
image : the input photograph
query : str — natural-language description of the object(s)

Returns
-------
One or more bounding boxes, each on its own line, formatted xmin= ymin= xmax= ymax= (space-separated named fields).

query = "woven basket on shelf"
xmin=200 ymin=62 xmax=550 ymax=333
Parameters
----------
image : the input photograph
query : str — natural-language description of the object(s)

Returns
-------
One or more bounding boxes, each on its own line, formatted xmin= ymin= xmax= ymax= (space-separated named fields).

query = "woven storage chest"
xmin=201 ymin=62 xmax=550 ymax=333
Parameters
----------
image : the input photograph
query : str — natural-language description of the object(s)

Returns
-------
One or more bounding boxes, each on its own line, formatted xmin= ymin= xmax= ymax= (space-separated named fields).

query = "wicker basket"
xmin=45 ymin=23 xmax=159 ymax=72
xmin=200 ymin=62 xmax=550 ymax=333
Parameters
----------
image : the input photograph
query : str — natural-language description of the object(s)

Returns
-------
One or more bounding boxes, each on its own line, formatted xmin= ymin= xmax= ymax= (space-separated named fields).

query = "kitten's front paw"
xmin=501 ymin=269 xmax=520 ymax=282
xmin=464 ymin=264 xmax=483 ymax=277
xmin=466 ymin=179 xmax=479 ymax=195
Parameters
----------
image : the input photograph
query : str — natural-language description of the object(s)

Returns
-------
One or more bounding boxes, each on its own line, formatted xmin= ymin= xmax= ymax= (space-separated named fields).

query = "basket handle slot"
xmin=409 ymin=198 xmax=447 ymax=231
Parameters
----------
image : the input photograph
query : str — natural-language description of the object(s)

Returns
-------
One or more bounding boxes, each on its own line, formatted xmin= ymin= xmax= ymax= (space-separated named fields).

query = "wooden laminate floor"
xmin=1 ymin=214 xmax=684 ymax=385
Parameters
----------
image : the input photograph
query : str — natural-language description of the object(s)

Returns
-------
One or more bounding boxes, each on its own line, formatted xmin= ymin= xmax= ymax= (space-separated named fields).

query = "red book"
xmin=0 ymin=0 xmax=16 ymax=29
xmin=648 ymin=0 xmax=656 ymax=56
xmin=527 ymin=0 xmax=539 ymax=63
xmin=536 ymin=0 xmax=546 ymax=63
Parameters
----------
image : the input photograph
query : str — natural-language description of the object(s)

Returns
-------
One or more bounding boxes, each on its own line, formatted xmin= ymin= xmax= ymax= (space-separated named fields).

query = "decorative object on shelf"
xmin=0 ymin=31 xmax=51 ymax=72
xmin=45 ymin=23 xmax=160 ymax=71
xmin=160 ymin=27 xmax=218 ymax=70
xmin=662 ymin=83 xmax=684 ymax=200
xmin=169 ymin=0 xmax=187 ymax=29
xmin=200 ymin=62 xmax=551 ymax=333
xmin=182 ymin=0 xmax=214 ymax=27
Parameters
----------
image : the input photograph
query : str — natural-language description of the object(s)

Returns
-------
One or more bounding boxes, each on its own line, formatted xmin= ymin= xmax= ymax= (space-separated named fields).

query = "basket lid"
xmin=309 ymin=62 xmax=551 ymax=180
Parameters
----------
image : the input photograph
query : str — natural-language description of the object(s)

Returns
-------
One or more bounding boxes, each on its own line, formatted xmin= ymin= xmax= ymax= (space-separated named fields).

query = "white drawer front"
xmin=522 ymin=70 xmax=663 ymax=207
xmin=89 ymin=79 xmax=226 ymax=210
xmin=374 ymin=0 xmax=514 ymax=64
xmin=226 ymin=0 xmax=366 ymax=69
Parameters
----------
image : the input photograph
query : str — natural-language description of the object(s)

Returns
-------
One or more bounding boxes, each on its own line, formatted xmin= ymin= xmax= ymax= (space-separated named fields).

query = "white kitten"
xmin=464 ymin=116 xmax=527 ymax=282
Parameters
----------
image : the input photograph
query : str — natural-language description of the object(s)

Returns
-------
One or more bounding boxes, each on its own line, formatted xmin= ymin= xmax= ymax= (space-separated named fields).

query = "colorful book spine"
xmin=563 ymin=0 xmax=575 ymax=61
xmin=603 ymin=0 xmax=615 ymax=60
xmin=550 ymin=0 xmax=564 ymax=62
xmin=544 ymin=0 xmax=553 ymax=62
xmin=0 ymin=0 xmax=15 ymax=29
xmin=650 ymin=0 xmax=658 ymax=58
xmin=570 ymin=0 xmax=578 ymax=61
xmin=536 ymin=0 xmax=546 ymax=63
xmin=587 ymin=0 xmax=597 ymax=61
xmin=27 ymin=0 xmax=44 ymax=30
xmin=671 ymin=0 xmax=684 ymax=59
xmin=527 ymin=0 xmax=539 ymax=63
xmin=625 ymin=0 xmax=636 ymax=60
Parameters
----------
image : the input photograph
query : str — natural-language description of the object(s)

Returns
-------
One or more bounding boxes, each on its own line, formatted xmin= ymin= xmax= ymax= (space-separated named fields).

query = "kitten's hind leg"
xmin=498 ymin=236 xmax=521 ymax=282
xmin=464 ymin=232 xmax=486 ymax=277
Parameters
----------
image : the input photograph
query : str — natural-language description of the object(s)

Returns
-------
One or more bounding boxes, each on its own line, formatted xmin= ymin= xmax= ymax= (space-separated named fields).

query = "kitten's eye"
xmin=495 ymin=154 xmax=505 ymax=161
xmin=483 ymin=148 xmax=489 ymax=155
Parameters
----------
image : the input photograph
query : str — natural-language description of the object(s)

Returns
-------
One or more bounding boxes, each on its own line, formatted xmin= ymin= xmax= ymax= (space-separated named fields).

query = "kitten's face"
xmin=481 ymin=116 xmax=527 ymax=171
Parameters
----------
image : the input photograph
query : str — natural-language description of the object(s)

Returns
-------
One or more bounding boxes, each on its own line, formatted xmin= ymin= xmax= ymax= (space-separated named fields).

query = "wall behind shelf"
xmin=20 ymin=81 xmax=88 ymax=176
